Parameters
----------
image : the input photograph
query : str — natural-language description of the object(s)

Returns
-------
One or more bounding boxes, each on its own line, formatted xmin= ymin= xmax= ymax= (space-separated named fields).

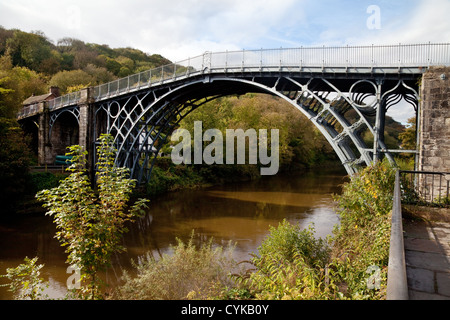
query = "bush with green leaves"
xmin=330 ymin=159 xmax=395 ymax=299
xmin=36 ymin=134 xmax=149 ymax=299
xmin=0 ymin=257 xmax=48 ymax=300
xmin=235 ymin=220 xmax=336 ymax=300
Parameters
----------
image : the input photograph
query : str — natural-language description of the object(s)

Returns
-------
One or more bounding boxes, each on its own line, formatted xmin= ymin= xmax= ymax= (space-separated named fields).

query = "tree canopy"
xmin=0 ymin=26 xmax=172 ymax=101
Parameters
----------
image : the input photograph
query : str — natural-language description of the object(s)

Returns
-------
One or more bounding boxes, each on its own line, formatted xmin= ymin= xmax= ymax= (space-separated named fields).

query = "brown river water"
xmin=0 ymin=166 xmax=347 ymax=299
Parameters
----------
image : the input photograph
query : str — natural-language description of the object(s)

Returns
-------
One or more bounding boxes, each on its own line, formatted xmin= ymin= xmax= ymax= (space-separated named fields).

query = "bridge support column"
xmin=418 ymin=66 xmax=450 ymax=198
xmin=37 ymin=101 xmax=53 ymax=166
xmin=373 ymin=81 xmax=386 ymax=162
xmin=78 ymin=88 xmax=95 ymax=178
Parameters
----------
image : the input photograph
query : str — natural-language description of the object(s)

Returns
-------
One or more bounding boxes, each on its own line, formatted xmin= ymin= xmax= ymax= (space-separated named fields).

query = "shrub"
xmin=330 ymin=159 xmax=395 ymax=299
xmin=235 ymin=220 xmax=336 ymax=300
xmin=29 ymin=171 xmax=66 ymax=193
xmin=36 ymin=134 xmax=149 ymax=299
xmin=114 ymin=233 xmax=238 ymax=300
xmin=256 ymin=220 xmax=330 ymax=268
xmin=0 ymin=257 xmax=48 ymax=300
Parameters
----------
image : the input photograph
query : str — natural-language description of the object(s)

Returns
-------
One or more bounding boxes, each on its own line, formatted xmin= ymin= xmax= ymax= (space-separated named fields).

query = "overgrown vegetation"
xmin=329 ymin=159 xmax=395 ymax=299
xmin=115 ymin=160 xmax=396 ymax=300
xmin=35 ymin=134 xmax=149 ymax=299
xmin=2 ymin=146 xmax=396 ymax=300
xmin=0 ymin=256 xmax=48 ymax=300
xmin=233 ymin=222 xmax=334 ymax=300
xmin=113 ymin=233 xmax=237 ymax=300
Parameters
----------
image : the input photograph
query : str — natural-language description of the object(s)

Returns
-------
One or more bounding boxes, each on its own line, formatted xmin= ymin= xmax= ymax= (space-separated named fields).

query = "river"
xmin=0 ymin=166 xmax=347 ymax=299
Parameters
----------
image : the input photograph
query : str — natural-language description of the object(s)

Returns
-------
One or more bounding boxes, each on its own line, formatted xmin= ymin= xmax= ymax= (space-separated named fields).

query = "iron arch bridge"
xmin=18 ymin=43 xmax=450 ymax=184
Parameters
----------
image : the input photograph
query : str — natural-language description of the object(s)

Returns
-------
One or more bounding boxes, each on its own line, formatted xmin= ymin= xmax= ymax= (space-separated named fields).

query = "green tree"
xmin=36 ymin=134 xmax=149 ymax=299
xmin=0 ymin=26 xmax=14 ymax=56
xmin=0 ymin=118 xmax=32 ymax=214
xmin=100 ymin=55 xmax=122 ymax=75
xmin=83 ymin=63 xmax=116 ymax=84
xmin=0 ymin=56 xmax=47 ymax=118
xmin=5 ymin=30 xmax=58 ymax=74
xmin=398 ymin=116 xmax=416 ymax=150
xmin=115 ymin=233 xmax=237 ymax=300
xmin=49 ymin=69 xmax=94 ymax=93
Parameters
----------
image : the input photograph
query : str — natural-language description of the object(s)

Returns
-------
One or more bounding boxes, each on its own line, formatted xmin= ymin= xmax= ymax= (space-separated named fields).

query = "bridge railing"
xmin=48 ymin=91 xmax=82 ymax=111
xmin=26 ymin=43 xmax=449 ymax=113
xmin=400 ymin=170 xmax=450 ymax=206
xmin=209 ymin=43 xmax=450 ymax=69
xmin=387 ymin=170 xmax=409 ymax=300
xmin=17 ymin=103 xmax=40 ymax=119
xmin=387 ymin=169 xmax=450 ymax=299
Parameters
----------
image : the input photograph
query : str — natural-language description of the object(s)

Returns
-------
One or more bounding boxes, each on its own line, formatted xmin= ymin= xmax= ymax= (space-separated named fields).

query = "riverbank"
xmin=145 ymin=156 xmax=342 ymax=196
xmin=0 ymin=165 xmax=346 ymax=300
xmin=114 ymin=160 xmax=396 ymax=300
xmin=2 ymin=160 xmax=394 ymax=300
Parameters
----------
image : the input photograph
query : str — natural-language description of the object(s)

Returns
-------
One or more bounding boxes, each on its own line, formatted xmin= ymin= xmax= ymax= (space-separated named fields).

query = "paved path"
xmin=403 ymin=210 xmax=450 ymax=299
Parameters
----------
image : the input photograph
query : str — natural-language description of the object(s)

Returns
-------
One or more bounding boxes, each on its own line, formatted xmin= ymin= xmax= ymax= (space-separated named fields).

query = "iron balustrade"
xmin=17 ymin=103 xmax=40 ymax=119
xmin=400 ymin=170 xmax=450 ymax=206
xmin=48 ymin=91 xmax=81 ymax=111
xmin=16 ymin=43 xmax=449 ymax=117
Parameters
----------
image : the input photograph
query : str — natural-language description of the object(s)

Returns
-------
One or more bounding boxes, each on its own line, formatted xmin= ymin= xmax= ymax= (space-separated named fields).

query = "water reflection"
xmin=0 ymin=167 xmax=346 ymax=299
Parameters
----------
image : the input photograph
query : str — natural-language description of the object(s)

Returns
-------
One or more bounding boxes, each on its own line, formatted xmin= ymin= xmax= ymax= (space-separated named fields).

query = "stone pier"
xmin=36 ymin=87 xmax=94 ymax=171
xmin=418 ymin=66 xmax=450 ymax=201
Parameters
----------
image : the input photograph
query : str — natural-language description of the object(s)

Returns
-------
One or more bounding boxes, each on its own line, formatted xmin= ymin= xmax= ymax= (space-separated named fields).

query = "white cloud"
xmin=0 ymin=0 xmax=307 ymax=61
xmin=131 ymin=0 xmax=305 ymax=60
xmin=347 ymin=0 xmax=450 ymax=45
xmin=0 ymin=0 xmax=447 ymax=63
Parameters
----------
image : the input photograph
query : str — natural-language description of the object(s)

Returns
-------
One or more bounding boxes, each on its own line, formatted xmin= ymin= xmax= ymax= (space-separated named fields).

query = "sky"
xmin=1 ymin=0 xmax=449 ymax=123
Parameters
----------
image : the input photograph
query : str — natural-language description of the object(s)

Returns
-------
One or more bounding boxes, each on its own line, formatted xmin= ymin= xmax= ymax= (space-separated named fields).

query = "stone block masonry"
xmin=418 ymin=66 xmax=450 ymax=201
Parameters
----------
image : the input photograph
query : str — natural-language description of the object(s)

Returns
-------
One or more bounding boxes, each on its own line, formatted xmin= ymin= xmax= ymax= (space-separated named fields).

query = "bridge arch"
xmin=15 ymin=44 xmax=448 ymax=178
xmin=49 ymin=108 xmax=80 ymax=159
xmin=95 ymin=73 xmax=418 ymax=184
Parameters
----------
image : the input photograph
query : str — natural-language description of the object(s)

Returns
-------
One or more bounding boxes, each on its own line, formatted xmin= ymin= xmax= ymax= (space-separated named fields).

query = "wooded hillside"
xmin=0 ymin=27 xmax=171 ymax=117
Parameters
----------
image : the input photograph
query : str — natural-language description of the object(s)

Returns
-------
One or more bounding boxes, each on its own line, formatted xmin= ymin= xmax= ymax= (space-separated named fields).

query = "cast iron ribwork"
xmin=92 ymin=74 xmax=419 ymax=184
xmin=20 ymin=43 xmax=447 ymax=185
